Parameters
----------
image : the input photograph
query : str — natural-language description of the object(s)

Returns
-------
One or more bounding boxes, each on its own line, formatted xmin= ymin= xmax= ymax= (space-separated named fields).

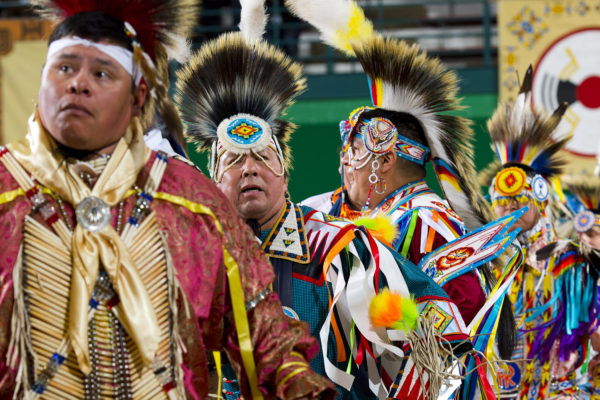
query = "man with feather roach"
xmin=481 ymin=65 xmax=599 ymax=400
xmin=284 ymin=3 xmax=521 ymax=399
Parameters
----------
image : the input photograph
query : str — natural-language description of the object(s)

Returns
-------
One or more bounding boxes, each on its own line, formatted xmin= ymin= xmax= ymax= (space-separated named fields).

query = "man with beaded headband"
xmin=285 ymin=0 xmax=519 ymax=342
xmin=0 ymin=0 xmax=338 ymax=398
xmin=174 ymin=4 xmax=501 ymax=398
xmin=481 ymin=66 xmax=599 ymax=399
xmin=560 ymin=176 xmax=600 ymax=399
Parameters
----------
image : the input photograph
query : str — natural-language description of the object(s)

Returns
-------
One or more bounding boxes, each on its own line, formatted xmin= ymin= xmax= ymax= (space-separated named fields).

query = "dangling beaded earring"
xmin=375 ymin=177 xmax=387 ymax=195
xmin=362 ymin=157 xmax=380 ymax=212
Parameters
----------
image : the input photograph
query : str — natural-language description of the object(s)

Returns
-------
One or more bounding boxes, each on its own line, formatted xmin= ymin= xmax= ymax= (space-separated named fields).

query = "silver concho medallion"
xmin=76 ymin=196 xmax=111 ymax=232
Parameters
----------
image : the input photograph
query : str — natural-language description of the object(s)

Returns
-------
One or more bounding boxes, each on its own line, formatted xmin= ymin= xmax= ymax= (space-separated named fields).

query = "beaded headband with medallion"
xmin=210 ymin=113 xmax=287 ymax=183
xmin=563 ymin=176 xmax=600 ymax=233
xmin=482 ymin=66 xmax=569 ymax=212
xmin=176 ymin=32 xmax=305 ymax=183
xmin=491 ymin=166 xmax=550 ymax=210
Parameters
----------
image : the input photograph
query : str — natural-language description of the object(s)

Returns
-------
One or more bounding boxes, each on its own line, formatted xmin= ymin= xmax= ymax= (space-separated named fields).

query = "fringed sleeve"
xmin=0 ymin=164 xmax=30 ymax=398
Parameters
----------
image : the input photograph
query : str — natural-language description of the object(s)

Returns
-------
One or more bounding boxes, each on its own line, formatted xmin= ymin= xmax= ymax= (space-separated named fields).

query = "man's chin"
xmin=52 ymin=130 xmax=98 ymax=151
xmin=237 ymin=202 xmax=268 ymax=222
xmin=347 ymin=192 xmax=364 ymax=210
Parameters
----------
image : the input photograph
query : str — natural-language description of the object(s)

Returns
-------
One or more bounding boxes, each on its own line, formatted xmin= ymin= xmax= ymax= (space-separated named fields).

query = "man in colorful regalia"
xmin=174 ymin=11 xmax=484 ymax=399
xmin=284 ymin=0 xmax=519 ymax=351
xmin=562 ymin=176 xmax=600 ymax=399
xmin=0 ymin=1 xmax=338 ymax=398
xmin=481 ymin=66 xmax=598 ymax=399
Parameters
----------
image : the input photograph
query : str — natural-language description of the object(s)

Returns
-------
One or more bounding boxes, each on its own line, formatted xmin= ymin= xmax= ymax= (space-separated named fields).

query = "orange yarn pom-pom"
xmin=369 ymin=288 xmax=418 ymax=331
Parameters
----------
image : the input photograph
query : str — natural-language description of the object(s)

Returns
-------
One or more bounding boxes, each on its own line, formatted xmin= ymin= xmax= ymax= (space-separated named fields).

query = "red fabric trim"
xmin=46 ymin=213 xmax=59 ymax=226
xmin=292 ymin=272 xmax=325 ymax=287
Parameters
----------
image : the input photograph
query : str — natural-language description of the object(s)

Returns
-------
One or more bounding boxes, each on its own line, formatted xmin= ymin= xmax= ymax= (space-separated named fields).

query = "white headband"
xmin=47 ymin=36 xmax=143 ymax=84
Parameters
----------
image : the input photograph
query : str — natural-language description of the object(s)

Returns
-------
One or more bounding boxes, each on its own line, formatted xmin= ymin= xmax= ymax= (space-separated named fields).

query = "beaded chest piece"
xmin=1 ymin=149 xmax=182 ymax=399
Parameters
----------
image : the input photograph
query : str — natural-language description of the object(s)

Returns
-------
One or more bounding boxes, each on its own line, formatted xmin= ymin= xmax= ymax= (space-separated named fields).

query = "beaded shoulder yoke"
xmin=0 ymin=147 xmax=184 ymax=399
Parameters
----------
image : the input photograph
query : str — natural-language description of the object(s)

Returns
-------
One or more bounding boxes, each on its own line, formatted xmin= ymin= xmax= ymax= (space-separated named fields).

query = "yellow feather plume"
xmin=333 ymin=2 xmax=374 ymax=55
xmin=285 ymin=0 xmax=374 ymax=56
xmin=351 ymin=213 xmax=398 ymax=247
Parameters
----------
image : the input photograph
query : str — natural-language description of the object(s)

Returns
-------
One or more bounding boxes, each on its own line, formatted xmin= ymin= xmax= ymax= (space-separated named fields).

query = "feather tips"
xmin=519 ymin=65 xmax=533 ymax=94
xmin=175 ymin=32 xmax=306 ymax=162
xmin=239 ymin=0 xmax=268 ymax=42
xmin=486 ymin=65 xmax=569 ymax=178
xmin=30 ymin=0 xmax=199 ymax=61
xmin=284 ymin=0 xmax=374 ymax=56
xmin=563 ymin=175 xmax=600 ymax=212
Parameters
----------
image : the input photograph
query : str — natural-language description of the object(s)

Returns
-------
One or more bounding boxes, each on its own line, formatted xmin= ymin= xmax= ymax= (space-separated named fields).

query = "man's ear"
xmin=132 ymin=82 xmax=148 ymax=117
xmin=380 ymin=151 xmax=397 ymax=173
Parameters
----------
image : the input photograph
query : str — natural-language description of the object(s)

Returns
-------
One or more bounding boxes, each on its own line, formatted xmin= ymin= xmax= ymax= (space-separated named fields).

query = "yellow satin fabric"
xmin=0 ymin=188 xmax=24 ymax=205
xmin=7 ymin=113 xmax=158 ymax=375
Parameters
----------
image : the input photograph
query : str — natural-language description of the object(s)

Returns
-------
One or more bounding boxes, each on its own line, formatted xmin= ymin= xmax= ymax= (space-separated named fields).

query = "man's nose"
xmin=241 ymin=155 xmax=259 ymax=176
xmin=341 ymin=151 xmax=350 ymax=166
xmin=67 ymin=71 xmax=90 ymax=95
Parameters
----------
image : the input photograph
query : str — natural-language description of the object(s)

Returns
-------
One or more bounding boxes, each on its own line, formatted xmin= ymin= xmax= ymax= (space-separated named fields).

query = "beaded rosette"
xmin=0 ymin=148 xmax=183 ymax=399
xmin=345 ymin=107 xmax=430 ymax=167
xmin=564 ymin=176 xmax=600 ymax=235
xmin=574 ymin=210 xmax=600 ymax=233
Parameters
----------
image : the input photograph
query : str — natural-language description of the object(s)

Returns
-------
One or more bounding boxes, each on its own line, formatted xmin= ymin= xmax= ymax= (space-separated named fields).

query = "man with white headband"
xmin=481 ymin=66 xmax=599 ymax=400
xmin=0 ymin=1 xmax=336 ymax=398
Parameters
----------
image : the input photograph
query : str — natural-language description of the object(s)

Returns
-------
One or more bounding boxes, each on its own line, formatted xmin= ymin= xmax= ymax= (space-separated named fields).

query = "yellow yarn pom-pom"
xmin=369 ymin=288 xmax=418 ymax=331
xmin=351 ymin=214 xmax=399 ymax=247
